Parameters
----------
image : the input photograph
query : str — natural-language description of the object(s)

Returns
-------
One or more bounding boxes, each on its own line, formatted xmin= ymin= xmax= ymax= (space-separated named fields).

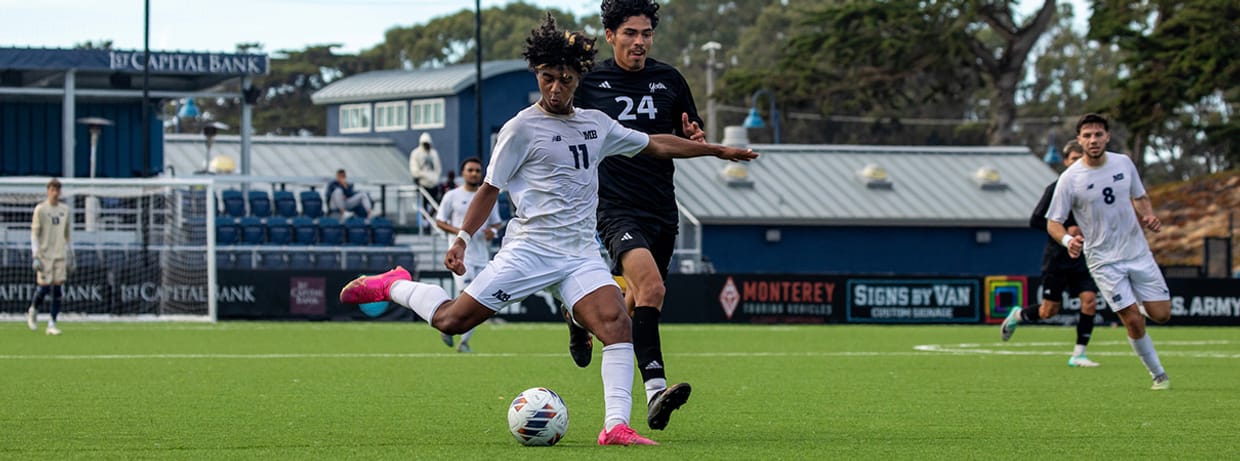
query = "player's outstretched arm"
xmin=641 ymin=134 xmax=758 ymax=162
xmin=1047 ymin=219 xmax=1083 ymax=258
xmin=443 ymin=183 xmax=500 ymax=276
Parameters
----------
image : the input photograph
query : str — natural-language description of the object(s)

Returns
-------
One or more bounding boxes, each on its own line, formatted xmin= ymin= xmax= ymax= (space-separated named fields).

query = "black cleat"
xmin=565 ymin=310 xmax=593 ymax=368
xmin=647 ymin=382 xmax=692 ymax=430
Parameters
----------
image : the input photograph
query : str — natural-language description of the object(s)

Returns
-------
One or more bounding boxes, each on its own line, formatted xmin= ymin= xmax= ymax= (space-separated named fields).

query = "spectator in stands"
xmin=409 ymin=132 xmax=443 ymax=205
xmin=28 ymin=178 xmax=72 ymax=336
xmin=326 ymin=169 xmax=372 ymax=219
xmin=434 ymin=157 xmax=504 ymax=352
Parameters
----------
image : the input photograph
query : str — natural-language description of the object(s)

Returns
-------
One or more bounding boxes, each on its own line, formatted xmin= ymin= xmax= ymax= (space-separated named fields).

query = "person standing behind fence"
xmin=434 ymin=157 xmax=504 ymax=352
xmin=28 ymin=178 xmax=73 ymax=336
xmin=326 ymin=169 xmax=372 ymax=219
xmin=409 ymin=132 xmax=444 ymax=207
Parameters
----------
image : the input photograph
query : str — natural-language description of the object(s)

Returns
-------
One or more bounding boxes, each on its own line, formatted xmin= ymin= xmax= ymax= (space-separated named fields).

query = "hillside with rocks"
xmin=1146 ymin=170 xmax=1240 ymax=275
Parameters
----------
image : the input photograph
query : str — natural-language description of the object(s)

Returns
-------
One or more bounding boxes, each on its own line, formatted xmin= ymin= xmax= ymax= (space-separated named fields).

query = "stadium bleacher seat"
xmin=300 ymin=190 xmax=324 ymax=219
xmin=273 ymin=191 xmax=298 ymax=218
xmin=288 ymin=252 xmax=314 ymax=270
xmin=215 ymin=251 xmax=234 ymax=270
xmin=239 ymin=217 xmax=265 ymax=244
xmin=259 ymin=251 xmax=286 ymax=270
xmin=365 ymin=252 xmax=392 ymax=271
xmin=345 ymin=252 xmax=366 ymax=270
xmin=315 ymin=252 xmax=341 ymax=270
xmin=216 ymin=217 xmax=239 ymax=245
xmin=392 ymin=251 xmax=416 ymax=270
xmin=370 ymin=217 xmax=394 ymax=246
xmin=248 ymin=190 xmax=272 ymax=218
xmin=318 ymin=219 xmax=344 ymax=245
xmin=344 ymin=217 xmax=369 ymax=245
xmin=266 ymin=217 xmax=292 ymax=245
xmin=291 ymin=217 xmax=317 ymax=244
xmin=233 ymin=250 xmax=254 ymax=269
xmin=221 ymin=189 xmax=246 ymax=217
xmin=185 ymin=216 xmax=208 ymax=245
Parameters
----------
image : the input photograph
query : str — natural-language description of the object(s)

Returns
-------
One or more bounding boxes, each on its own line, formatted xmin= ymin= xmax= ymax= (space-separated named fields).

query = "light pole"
xmin=701 ymin=41 xmax=722 ymax=144
xmin=77 ymin=116 xmax=113 ymax=231
xmin=743 ymin=89 xmax=780 ymax=144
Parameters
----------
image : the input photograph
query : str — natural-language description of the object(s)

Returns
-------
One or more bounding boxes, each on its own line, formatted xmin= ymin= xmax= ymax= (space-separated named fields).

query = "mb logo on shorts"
xmin=492 ymin=289 xmax=512 ymax=302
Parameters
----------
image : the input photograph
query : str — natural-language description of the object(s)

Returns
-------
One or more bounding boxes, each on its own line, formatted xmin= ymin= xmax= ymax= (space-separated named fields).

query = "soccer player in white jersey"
xmin=434 ymin=156 xmax=503 ymax=352
xmin=28 ymin=178 xmax=73 ymax=336
xmin=339 ymin=13 xmax=757 ymax=445
xmin=1046 ymin=113 xmax=1172 ymax=390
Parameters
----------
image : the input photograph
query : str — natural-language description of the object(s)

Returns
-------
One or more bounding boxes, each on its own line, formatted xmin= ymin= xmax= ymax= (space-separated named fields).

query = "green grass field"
xmin=3 ymin=321 xmax=1240 ymax=460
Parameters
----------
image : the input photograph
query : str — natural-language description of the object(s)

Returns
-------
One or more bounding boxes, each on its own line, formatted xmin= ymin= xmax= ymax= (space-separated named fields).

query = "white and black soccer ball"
xmin=507 ymin=387 xmax=569 ymax=446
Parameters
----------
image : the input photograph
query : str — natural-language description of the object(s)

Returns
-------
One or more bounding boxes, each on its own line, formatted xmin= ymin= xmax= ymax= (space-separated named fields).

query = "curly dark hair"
xmin=523 ymin=12 xmax=597 ymax=75
xmin=1075 ymin=113 xmax=1109 ymax=134
xmin=601 ymin=0 xmax=659 ymax=31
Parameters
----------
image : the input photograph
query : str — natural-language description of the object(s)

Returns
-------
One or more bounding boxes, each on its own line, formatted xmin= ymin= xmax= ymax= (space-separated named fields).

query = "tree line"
xmin=168 ymin=0 xmax=1235 ymax=182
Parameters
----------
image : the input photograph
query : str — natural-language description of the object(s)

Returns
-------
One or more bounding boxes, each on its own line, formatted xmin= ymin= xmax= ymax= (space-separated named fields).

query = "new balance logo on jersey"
xmin=1087 ymin=184 xmax=1095 ymax=190
xmin=1113 ymin=173 xmax=1124 ymax=182
xmin=553 ymin=135 xmax=562 ymax=142
xmin=599 ymin=81 xmax=611 ymax=88
xmin=1112 ymin=293 xmax=1123 ymax=303
xmin=644 ymin=360 xmax=663 ymax=370
xmin=492 ymin=289 xmax=511 ymax=302
xmin=648 ymin=82 xmax=668 ymax=92
xmin=621 ymin=233 xmax=633 ymax=241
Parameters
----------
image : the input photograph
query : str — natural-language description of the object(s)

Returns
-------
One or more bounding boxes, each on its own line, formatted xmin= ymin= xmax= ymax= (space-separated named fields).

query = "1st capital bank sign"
xmin=108 ymin=51 xmax=267 ymax=75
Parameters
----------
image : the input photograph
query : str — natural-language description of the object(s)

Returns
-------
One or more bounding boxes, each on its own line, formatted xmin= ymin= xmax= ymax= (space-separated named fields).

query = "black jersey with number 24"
xmin=575 ymin=58 xmax=703 ymax=218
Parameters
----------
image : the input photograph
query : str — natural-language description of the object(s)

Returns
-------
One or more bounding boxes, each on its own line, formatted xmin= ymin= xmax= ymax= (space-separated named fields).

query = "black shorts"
xmin=597 ymin=209 xmax=678 ymax=278
xmin=1040 ymin=270 xmax=1098 ymax=301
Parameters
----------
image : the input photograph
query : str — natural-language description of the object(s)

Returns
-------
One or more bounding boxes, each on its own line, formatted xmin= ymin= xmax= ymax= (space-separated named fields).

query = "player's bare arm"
xmin=1131 ymin=196 xmax=1161 ymax=232
xmin=641 ymin=134 xmax=757 ymax=161
xmin=1047 ymin=219 xmax=1083 ymax=258
xmin=444 ymin=183 xmax=501 ymax=275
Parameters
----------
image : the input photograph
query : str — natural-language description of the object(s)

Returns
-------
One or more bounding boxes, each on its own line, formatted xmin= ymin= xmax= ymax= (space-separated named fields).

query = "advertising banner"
xmin=845 ymin=278 xmax=980 ymax=323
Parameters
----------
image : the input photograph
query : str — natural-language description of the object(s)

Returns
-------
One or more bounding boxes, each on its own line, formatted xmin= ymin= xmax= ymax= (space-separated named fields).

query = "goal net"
xmin=0 ymin=178 xmax=216 ymax=322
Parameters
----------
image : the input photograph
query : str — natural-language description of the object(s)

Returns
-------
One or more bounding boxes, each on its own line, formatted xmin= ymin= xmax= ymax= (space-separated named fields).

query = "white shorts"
xmin=452 ymin=263 xmax=487 ymax=295
xmin=1091 ymin=254 xmax=1170 ymax=311
xmin=464 ymin=241 xmax=618 ymax=314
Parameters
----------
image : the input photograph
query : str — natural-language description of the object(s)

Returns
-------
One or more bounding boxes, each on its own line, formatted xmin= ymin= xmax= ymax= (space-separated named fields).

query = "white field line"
xmin=914 ymin=340 xmax=1240 ymax=358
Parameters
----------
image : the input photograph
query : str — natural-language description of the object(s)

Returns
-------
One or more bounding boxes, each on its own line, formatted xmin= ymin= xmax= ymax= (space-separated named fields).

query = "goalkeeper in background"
xmin=27 ymin=178 xmax=72 ymax=336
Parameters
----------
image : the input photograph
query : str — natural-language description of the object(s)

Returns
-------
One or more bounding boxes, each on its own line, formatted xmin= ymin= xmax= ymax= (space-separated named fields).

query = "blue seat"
xmin=300 ymin=190 xmax=324 ymax=219
xmin=248 ymin=190 xmax=272 ymax=218
xmin=216 ymin=217 xmax=239 ymax=245
xmin=344 ymin=217 xmax=369 ymax=245
xmin=220 ymin=189 xmax=246 ymax=217
xmin=273 ymin=191 xmax=298 ymax=218
xmin=318 ymin=218 xmax=344 ymax=245
xmin=266 ymin=217 xmax=292 ymax=245
xmin=314 ymin=252 xmax=341 ymax=269
xmin=345 ymin=253 xmax=366 ymax=270
xmin=370 ymin=217 xmax=394 ymax=246
xmin=215 ymin=251 xmax=234 ymax=269
xmin=185 ymin=216 xmax=208 ymax=245
xmin=259 ymin=251 xmax=286 ymax=270
xmin=365 ymin=252 xmax=393 ymax=271
xmin=392 ymin=250 xmax=416 ymax=269
xmin=233 ymin=250 xmax=254 ymax=269
xmin=239 ymin=217 xmax=265 ymax=244
xmin=291 ymin=217 xmax=317 ymax=244
xmin=288 ymin=252 xmax=314 ymax=269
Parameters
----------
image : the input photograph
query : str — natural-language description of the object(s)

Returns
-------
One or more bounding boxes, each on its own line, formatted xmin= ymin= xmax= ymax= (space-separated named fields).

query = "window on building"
xmin=374 ymin=101 xmax=407 ymax=132
xmin=410 ymin=98 xmax=445 ymax=129
xmin=339 ymin=103 xmax=371 ymax=134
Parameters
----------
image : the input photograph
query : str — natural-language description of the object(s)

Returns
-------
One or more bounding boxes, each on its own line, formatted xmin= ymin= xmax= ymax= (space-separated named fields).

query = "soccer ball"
xmin=508 ymin=387 xmax=569 ymax=446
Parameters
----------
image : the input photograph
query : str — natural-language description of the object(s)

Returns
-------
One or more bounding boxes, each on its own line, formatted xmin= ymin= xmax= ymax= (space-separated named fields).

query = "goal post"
xmin=0 ymin=177 xmax=217 ymax=322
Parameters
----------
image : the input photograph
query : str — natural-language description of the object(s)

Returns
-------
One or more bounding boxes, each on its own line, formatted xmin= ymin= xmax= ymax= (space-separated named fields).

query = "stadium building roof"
xmin=310 ymin=60 xmax=529 ymax=105
xmin=675 ymin=144 xmax=1057 ymax=227
xmin=163 ymin=134 xmax=410 ymax=185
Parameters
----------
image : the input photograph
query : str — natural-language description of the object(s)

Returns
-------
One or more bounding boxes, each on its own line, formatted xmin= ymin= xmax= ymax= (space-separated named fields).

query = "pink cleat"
xmin=339 ymin=266 xmax=411 ymax=304
xmin=598 ymin=423 xmax=658 ymax=446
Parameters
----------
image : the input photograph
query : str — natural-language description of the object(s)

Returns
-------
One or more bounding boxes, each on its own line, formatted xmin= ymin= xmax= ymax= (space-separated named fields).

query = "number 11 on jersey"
xmin=569 ymin=144 xmax=589 ymax=169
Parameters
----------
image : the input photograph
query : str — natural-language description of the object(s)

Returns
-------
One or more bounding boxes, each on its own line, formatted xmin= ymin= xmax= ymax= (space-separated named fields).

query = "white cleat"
xmin=1151 ymin=373 xmax=1170 ymax=390
xmin=26 ymin=306 xmax=37 ymax=331
xmin=1000 ymin=308 xmax=1022 ymax=341
xmin=45 ymin=326 xmax=62 ymax=336
xmin=1068 ymin=355 xmax=1100 ymax=368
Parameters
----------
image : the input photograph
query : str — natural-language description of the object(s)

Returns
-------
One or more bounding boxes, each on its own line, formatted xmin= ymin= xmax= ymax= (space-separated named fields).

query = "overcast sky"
xmin=1 ymin=1 xmax=1082 ymax=55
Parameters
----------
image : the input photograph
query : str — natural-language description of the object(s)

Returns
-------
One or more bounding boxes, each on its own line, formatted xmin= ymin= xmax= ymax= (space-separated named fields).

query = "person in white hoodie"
xmin=409 ymin=132 xmax=443 ymax=199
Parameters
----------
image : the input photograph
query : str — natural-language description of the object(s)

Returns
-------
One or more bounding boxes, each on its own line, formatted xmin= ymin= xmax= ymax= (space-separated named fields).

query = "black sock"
xmin=632 ymin=307 xmax=665 ymax=383
xmin=1020 ymin=306 xmax=1041 ymax=322
xmin=31 ymin=285 xmax=50 ymax=309
xmin=1076 ymin=311 xmax=1095 ymax=346
xmin=51 ymin=286 xmax=63 ymax=322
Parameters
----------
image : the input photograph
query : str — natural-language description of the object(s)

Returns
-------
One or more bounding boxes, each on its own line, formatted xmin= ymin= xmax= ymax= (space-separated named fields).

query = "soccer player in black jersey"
xmin=568 ymin=0 xmax=703 ymax=431
xmin=1001 ymin=140 xmax=1101 ymax=367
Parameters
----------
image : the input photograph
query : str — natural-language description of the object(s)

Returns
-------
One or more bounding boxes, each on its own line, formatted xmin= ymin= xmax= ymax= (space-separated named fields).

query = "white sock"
xmin=48 ymin=319 xmax=56 ymax=328
xmin=645 ymin=378 xmax=667 ymax=404
xmin=1072 ymin=344 xmax=1087 ymax=357
xmin=389 ymin=280 xmax=450 ymax=326
xmin=460 ymin=326 xmax=475 ymax=345
xmin=1128 ymin=334 xmax=1165 ymax=378
xmin=601 ymin=343 xmax=634 ymax=431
